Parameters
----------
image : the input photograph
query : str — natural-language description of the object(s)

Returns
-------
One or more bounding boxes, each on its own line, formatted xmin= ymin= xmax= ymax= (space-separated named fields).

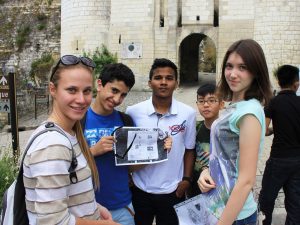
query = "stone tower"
xmin=61 ymin=0 xmax=110 ymax=55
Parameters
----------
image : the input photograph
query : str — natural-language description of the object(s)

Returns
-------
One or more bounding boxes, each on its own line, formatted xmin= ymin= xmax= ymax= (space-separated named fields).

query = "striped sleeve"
xmin=23 ymin=132 xmax=100 ymax=225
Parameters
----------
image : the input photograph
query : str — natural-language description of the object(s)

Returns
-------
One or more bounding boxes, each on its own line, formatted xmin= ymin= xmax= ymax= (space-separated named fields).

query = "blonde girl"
xmin=23 ymin=55 xmax=120 ymax=225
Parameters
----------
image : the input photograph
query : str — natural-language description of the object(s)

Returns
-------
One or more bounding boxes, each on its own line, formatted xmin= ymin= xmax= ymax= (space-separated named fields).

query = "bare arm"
xmin=176 ymin=149 xmax=195 ymax=198
xmin=217 ymin=115 xmax=261 ymax=225
xmin=76 ymin=218 xmax=120 ymax=225
xmin=265 ymin=117 xmax=273 ymax=136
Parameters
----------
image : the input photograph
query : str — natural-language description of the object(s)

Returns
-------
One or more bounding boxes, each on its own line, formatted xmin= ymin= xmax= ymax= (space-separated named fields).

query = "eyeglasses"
xmin=111 ymin=126 xmax=137 ymax=160
xmin=196 ymin=99 xmax=219 ymax=105
xmin=50 ymin=55 xmax=96 ymax=81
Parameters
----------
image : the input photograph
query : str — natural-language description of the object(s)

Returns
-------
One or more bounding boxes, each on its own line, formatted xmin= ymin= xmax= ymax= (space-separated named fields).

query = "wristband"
xmin=182 ymin=176 xmax=192 ymax=184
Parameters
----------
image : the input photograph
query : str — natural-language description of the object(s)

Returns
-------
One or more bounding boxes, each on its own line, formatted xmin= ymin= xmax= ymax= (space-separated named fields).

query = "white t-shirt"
xmin=126 ymin=98 xmax=196 ymax=194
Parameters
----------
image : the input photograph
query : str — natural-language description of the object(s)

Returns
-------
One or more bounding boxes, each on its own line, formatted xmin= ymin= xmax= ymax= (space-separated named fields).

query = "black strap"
xmin=119 ymin=111 xmax=134 ymax=126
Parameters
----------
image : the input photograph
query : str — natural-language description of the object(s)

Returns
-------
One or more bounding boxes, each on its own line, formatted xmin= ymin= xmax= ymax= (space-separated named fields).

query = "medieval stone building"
xmin=61 ymin=0 xmax=300 ymax=90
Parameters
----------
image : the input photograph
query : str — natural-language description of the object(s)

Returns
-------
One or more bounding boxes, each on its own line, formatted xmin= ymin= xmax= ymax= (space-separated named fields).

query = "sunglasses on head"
xmin=50 ymin=55 xmax=96 ymax=81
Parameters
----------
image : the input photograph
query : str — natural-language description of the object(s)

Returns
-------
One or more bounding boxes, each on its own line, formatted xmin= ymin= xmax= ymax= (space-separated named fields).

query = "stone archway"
xmin=179 ymin=33 xmax=216 ymax=85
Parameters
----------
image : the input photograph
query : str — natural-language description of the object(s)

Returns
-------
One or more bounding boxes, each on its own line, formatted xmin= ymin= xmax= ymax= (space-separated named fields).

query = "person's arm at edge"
xmin=76 ymin=218 xmax=120 ymax=225
xmin=217 ymin=115 xmax=261 ymax=225
xmin=176 ymin=149 xmax=195 ymax=198
xmin=265 ymin=117 xmax=273 ymax=136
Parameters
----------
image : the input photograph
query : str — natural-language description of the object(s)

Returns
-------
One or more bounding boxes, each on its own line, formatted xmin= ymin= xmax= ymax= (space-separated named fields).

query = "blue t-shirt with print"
xmin=84 ymin=108 xmax=131 ymax=210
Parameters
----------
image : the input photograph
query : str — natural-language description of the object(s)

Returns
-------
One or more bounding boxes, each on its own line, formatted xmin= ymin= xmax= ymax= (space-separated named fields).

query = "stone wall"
xmin=254 ymin=0 xmax=300 ymax=90
xmin=0 ymin=0 xmax=60 ymax=125
xmin=60 ymin=0 xmax=300 ymax=90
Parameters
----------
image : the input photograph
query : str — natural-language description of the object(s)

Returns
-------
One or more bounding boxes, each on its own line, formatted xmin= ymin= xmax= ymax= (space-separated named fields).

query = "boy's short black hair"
xmin=276 ymin=65 xmax=299 ymax=88
xmin=197 ymin=83 xmax=216 ymax=97
xmin=99 ymin=63 xmax=135 ymax=89
xmin=149 ymin=58 xmax=178 ymax=80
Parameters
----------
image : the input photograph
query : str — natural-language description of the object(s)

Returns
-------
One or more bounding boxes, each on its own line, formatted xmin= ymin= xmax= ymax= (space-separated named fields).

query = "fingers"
xmin=92 ymin=136 xmax=115 ymax=156
xmin=163 ymin=136 xmax=172 ymax=152
xmin=176 ymin=180 xmax=190 ymax=198
xmin=197 ymin=169 xmax=216 ymax=193
xmin=99 ymin=205 xmax=113 ymax=220
xmin=197 ymin=178 xmax=215 ymax=193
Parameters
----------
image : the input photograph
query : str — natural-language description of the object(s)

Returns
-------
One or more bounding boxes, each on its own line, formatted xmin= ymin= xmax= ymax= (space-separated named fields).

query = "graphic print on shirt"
xmin=205 ymin=105 xmax=239 ymax=218
xmin=195 ymin=142 xmax=210 ymax=171
xmin=85 ymin=127 xmax=114 ymax=147
xmin=169 ymin=120 xmax=186 ymax=136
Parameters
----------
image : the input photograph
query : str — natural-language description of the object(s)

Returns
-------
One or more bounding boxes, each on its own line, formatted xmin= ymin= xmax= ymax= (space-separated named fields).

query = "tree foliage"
xmin=84 ymin=45 xmax=118 ymax=79
xmin=199 ymin=37 xmax=216 ymax=73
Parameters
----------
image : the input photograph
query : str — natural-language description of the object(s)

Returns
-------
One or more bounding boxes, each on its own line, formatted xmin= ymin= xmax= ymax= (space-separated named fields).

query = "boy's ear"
xmin=219 ymin=100 xmax=225 ymax=110
xmin=96 ymin=79 xmax=103 ymax=91
xmin=293 ymin=80 xmax=299 ymax=92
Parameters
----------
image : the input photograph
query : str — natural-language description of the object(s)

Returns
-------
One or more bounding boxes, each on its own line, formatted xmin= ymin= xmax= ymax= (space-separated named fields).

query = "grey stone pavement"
xmin=0 ymin=80 xmax=286 ymax=224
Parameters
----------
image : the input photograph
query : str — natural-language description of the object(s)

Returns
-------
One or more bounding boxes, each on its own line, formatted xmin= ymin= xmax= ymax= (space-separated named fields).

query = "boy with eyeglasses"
xmin=82 ymin=63 xmax=136 ymax=225
xmin=187 ymin=83 xmax=224 ymax=198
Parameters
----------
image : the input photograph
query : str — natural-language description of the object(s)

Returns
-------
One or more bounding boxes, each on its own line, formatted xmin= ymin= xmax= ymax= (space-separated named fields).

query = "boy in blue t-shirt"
xmin=83 ymin=63 xmax=136 ymax=225
xmin=187 ymin=83 xmax=224 ymax=198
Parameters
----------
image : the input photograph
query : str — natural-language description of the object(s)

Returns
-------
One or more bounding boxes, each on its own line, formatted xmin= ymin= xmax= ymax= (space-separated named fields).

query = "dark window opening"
xmin=160 ymin=18 xmax=164 ymax=27
xmin=213 ymin=10 xmax=219 ymax=27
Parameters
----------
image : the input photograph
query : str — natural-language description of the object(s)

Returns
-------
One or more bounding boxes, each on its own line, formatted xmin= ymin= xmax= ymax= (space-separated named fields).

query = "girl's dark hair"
xmin=217 ymin=39 xmax=272 ymax=105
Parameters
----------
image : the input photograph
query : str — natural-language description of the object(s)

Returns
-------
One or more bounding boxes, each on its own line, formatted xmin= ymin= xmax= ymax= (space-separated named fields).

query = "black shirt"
xmin=265 ymin=90 xmax=300 ymax=158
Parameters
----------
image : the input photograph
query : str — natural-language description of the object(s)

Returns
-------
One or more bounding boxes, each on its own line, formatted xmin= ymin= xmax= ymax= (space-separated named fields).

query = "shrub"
xmin=37 ymin=23 xmax=46 ymax=30
xmin=0 ymin=150 xmax=18 ymax=207
xmin=84 ymin=45 xmax=118 ymax=95
xmin=16 ymin=25 xmax=31 ymax=50
xmin=84 ymin=45 xmax=118 ymax=79
xmin=30 ymin=53 xmax=54 ymax=85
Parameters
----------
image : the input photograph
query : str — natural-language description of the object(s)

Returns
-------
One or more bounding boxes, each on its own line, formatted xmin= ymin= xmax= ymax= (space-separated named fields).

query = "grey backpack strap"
xmin=22 ymin=122 xmax=78 ymax=184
